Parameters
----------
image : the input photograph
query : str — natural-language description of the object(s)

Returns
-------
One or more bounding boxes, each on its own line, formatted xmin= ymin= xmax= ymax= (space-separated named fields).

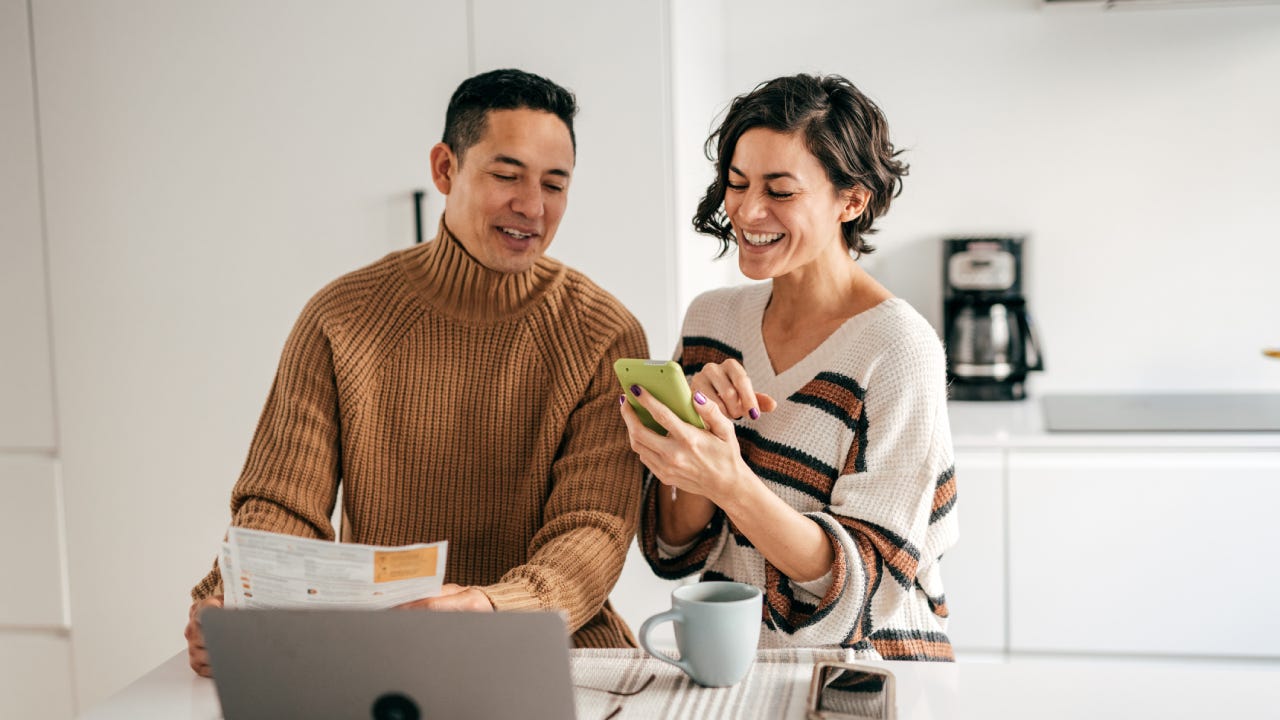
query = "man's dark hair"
xmin=693 ymin=74 xmax=908 ymax=259
xmin=442 ymin=68 xmax=578 ymax=164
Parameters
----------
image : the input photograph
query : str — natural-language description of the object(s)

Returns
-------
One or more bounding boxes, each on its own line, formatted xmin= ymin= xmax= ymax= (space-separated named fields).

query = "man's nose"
xmin=511 ymin=180 xmax=545 ymax=219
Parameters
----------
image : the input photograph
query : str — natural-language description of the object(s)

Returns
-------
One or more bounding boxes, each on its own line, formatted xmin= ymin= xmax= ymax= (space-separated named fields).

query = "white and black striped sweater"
xmin=639 ymin=283 xmax=959 ymax=661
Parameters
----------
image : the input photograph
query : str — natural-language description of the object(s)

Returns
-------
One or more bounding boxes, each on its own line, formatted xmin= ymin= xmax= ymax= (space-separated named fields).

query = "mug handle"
xmin=638 ymin=609 xmax=690 ymax=676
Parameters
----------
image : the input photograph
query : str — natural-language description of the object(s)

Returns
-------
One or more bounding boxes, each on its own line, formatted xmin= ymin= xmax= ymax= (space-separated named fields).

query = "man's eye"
xmin=543 ymin=183 xmax=565 ymax=193
xmin=491 ymin=173 xmax=517 ymax=181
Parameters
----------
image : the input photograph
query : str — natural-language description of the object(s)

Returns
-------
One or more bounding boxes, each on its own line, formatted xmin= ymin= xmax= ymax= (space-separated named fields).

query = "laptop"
xmin=202 ymin=608 xmax=577 ymax=720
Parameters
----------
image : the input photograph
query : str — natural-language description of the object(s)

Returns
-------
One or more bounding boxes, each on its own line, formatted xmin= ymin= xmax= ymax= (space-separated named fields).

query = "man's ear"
xmin=838 ymin=186 xmax=871 ymax=223
xmin=429 ymin=142 xmax=456 ymax=195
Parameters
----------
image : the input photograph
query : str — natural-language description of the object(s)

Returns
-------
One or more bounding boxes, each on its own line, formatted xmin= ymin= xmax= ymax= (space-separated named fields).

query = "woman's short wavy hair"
xmin=694 ymin=74 xmax=908 ymax=259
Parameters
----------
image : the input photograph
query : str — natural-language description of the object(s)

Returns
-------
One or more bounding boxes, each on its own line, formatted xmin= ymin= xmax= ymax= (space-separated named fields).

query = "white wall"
xmin=696 ymin=0 xmax=1280 ymax=393
xmin=32 ymin=0 xmax=469 ymax=708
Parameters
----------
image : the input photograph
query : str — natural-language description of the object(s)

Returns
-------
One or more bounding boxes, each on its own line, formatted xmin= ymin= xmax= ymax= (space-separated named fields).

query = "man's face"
xmin=430 ymin=108 xmax=575 ymax=274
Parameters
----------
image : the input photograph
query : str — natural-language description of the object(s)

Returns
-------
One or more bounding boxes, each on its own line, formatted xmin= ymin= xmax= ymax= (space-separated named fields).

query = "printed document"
xmin=219 ymin=527 xmax=448 ymax=609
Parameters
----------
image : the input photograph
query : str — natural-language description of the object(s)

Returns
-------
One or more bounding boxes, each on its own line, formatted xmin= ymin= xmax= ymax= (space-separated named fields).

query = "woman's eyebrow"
xmin=727 ymin=165 xmax=796 ymax=181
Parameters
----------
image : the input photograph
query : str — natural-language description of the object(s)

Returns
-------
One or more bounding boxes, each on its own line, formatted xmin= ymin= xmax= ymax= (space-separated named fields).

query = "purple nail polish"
xmin=630 ymin=384 xmax=642 ymax=397
xmin=619 ymin=395 xmax=625 ymax=405
xmin=749 ymin=407 xmax=760 ymax=420
xmin=694 ymin=391 xmax=707 ymax=405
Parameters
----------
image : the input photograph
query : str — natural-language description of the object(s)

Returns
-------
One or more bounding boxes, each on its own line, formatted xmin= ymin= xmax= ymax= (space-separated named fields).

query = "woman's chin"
xmin=737 ymin=255 xmax=780 ymax=281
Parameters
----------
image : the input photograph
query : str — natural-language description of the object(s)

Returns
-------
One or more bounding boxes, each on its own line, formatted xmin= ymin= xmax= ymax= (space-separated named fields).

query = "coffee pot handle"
xmin=1018 ymin=309 xmax=1044 ymax=372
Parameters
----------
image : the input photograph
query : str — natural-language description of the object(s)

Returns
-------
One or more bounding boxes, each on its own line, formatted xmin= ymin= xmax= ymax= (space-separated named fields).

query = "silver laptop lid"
xmin=202 ymin=608 xmax=576 ymax=720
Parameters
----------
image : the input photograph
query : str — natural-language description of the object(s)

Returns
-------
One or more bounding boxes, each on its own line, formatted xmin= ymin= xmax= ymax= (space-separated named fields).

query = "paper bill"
xmin=218 ymin=527 xmax=448 ymax=610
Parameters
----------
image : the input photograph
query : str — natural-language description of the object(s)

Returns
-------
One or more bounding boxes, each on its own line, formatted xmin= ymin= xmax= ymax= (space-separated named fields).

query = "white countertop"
xmin=82 ymin=650 xmax=1280 ymax=720
xmin=948 ymin=399 xmax=1280 ymax=449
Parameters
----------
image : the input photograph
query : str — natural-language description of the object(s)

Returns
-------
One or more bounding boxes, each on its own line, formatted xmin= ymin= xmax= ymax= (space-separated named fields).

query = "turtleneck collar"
xmin=400 ymin=218 xmax=565 ymax=323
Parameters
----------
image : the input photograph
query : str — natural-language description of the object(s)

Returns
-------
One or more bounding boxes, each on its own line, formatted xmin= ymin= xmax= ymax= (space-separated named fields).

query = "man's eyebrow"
xmin=492 ymin=154 xmax=571 ymax=178
xmin=728 ymin=165 xmax=797 ymax=182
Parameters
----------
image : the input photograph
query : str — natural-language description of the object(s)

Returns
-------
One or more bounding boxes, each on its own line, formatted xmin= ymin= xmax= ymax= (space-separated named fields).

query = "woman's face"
xmin=723 ymin=128 xmax=862 ymax=281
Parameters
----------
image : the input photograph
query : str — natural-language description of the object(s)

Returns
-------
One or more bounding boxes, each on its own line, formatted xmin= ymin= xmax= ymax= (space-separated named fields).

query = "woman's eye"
xmin=767 ymin=191 xmax=795 ymax=199
xmin=726 ymin=182 xmax=746 ymax=192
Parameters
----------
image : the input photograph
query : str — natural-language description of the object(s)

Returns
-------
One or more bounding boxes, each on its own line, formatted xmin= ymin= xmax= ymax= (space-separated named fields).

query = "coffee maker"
xmin=943 ymin=237 xmax=1043 ymax=401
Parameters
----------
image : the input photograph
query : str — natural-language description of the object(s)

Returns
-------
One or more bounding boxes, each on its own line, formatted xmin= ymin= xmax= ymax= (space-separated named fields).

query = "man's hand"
xmin=396 ymin=583 xmax=495 ymax=611
xmin=184 ymin=595 xmax=224 ymax=677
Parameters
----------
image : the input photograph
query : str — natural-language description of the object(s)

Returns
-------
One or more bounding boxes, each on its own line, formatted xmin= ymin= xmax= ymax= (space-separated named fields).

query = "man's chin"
xmin=487 ymin=246 xmax=544 ymax=274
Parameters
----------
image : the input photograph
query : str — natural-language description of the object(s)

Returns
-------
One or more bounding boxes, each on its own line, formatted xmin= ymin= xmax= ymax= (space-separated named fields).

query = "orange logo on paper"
xmin=373 ymin=547 xmax=439 ymax=583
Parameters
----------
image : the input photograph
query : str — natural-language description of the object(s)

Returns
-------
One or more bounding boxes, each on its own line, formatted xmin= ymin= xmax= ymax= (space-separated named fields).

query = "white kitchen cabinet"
xmin=0 ymin=631 xmax=75 ymax=720
xmin=0 ymin=455 xmax=68 ymax=627
xmin=943 ymin=449 xmax=1006 ymax=653
xmin=1006 ymin=448 xmax=1280 ymax=658
xmin=0 ymin=0 xmax=57 ymax=450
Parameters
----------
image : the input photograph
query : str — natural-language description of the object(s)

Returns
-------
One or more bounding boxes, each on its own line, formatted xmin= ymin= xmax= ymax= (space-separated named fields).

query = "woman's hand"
xmin=689 ymin=359 xmax=777 ymax=421
xmin=618 ymin=382 xmax=752 ymax=505
xmin=619 ymin=375 xmax=835 ymax=582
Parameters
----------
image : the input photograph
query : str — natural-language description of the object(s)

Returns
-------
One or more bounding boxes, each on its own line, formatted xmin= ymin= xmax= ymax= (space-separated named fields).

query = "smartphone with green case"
xmin=614 ymin=359 xmax=706 ymax=435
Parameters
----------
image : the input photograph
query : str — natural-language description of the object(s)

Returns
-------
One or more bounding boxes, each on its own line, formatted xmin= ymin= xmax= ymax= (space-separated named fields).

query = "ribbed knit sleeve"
xmin=482 ymin=317 xmax=648 ymax=633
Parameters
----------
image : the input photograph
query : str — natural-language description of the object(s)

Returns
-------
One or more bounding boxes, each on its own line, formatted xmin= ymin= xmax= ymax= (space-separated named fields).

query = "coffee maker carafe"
xmin=943 ymin=237 xmax=1043 ymax=401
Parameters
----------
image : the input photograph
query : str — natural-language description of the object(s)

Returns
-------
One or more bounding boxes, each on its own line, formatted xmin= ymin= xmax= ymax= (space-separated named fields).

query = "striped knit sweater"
xmin=193 ymin=221 xmax=648 ymax=648
xmin=640 ymin=283 xmax=958 ymax=661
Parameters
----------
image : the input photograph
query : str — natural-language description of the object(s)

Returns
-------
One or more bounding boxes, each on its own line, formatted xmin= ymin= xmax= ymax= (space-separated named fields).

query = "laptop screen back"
xmin=202 ymin=608 xmax=576 ymax=720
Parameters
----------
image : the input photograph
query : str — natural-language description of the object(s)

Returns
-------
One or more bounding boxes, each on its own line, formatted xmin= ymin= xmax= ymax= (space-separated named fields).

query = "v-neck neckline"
xmin=737 ymin=282 xmax=901 ymax=399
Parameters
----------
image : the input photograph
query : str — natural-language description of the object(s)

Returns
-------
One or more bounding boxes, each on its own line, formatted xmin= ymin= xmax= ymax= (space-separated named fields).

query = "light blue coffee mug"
xmin=638 ymin=581 xmax=763 ymax=687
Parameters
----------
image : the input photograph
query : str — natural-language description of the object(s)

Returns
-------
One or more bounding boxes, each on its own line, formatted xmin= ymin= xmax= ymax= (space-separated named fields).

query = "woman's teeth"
xmin=501 ymin=227 xmax=534 ymax=240
xmin=743 ymin=231 xmax=784 ymax=246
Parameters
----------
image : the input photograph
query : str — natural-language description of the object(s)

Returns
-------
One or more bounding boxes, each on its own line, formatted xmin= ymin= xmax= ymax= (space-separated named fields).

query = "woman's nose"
xmin=736 ymin=190 xmax=768 ymax=222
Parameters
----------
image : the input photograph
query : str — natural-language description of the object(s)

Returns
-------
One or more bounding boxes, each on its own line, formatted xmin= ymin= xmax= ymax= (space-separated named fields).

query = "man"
xmin=184 ymin=69 xmax=648 ymax=676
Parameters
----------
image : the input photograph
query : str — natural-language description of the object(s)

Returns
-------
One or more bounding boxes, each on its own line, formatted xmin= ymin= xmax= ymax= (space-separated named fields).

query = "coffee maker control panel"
xmin=947 ymin=245 xmax=1016 ymax=291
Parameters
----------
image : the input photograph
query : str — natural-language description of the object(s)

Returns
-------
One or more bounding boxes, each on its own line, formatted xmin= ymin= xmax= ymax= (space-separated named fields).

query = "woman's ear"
xmin=429 ymin=142 xmax=456 ymax=195
xmin=838 ymin=186 xmax=871 ymax=223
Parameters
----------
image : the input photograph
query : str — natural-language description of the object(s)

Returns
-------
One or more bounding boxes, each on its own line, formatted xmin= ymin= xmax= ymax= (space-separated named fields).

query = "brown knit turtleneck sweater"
xmin=193 ymin=221 xmax=649 ymax=647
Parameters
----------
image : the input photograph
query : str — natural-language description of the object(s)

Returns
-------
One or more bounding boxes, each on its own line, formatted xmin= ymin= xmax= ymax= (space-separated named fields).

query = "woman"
xmin=619 ymin=74 xmax=957 ymax=660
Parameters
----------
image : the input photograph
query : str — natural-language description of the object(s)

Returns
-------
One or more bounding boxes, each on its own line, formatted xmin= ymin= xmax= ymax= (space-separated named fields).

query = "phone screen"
xmin=808 ymin=662 xmax=894 ymax=719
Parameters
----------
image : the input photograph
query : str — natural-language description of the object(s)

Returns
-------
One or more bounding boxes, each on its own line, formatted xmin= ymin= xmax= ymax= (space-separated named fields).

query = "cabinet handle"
xmin=1265 ymin=348 xmax=1280 ymax=360
xmin=413 ymin=189 xmax=426 ymax=244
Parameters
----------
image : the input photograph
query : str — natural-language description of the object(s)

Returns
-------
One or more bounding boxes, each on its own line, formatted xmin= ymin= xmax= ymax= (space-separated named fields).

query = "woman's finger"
xmin=720 ymin=360 xmax=762 ymax=420
xmin=757 ymin=392 xmax=778 ymax=413
xmin=691 ymin=365 xmax=738 ymax=417
xmin=692 ymin=388 xmax=738 ymax=443
xmin=626 ymin=383 xmax=697 ymax=439
xmin=618 ymin=394 xmax=668 ymax=456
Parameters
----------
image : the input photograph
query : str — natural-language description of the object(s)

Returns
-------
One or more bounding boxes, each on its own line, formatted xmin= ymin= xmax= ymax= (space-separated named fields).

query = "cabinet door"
xmin=1008 ymin=449 xmax=1280 ymax=657
xmin=0 ymin=633 xmax=75 ymax=720
xmin=943 ymin=450 xmax=1005 ymax=653
xmin=0 ymin=455 xmax=67 ymax=627
xmin=0 ymin=0 xmax=56 ymax=449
